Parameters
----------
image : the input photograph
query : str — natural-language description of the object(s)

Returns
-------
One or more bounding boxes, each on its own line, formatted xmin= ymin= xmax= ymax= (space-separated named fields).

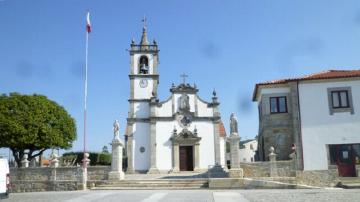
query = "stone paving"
xmin=3 ymin=189 xmax=360 ymax=202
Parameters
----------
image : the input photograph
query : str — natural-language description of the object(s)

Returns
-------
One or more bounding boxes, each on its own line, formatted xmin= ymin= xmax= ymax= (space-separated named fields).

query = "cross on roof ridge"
xmin=180 ymin=73 xmax=188 ymax=84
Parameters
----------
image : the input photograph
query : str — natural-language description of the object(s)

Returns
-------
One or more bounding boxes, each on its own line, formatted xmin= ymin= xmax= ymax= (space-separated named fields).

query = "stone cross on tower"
xmin=180 ymin=73 xmax=188 ymax=84
xmin=142 ymin=15 xmax=147 ymax=28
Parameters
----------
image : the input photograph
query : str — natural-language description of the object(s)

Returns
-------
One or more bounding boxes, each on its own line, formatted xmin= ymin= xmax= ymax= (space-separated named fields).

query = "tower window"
xmin=270 ymin=96 xmax=287 ymax=113
xmin=139 ymin=56 xmax=149 ymax=74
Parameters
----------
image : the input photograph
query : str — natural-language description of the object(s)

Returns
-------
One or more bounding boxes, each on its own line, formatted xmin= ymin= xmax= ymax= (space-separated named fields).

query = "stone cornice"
xmin=127 ymin=116 xmax=221 ymax=123
xmin=129 ymin=50 xmax=159 ymax=55
xmin=128 ymin=99 xmax=150 ymax=102
xmin=129 ymin=74 xmax=159 ymax=79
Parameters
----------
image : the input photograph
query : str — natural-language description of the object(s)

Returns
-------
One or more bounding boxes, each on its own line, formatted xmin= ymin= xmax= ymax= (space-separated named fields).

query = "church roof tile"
xmin=219 ymin=121 xmax=226 ymax=137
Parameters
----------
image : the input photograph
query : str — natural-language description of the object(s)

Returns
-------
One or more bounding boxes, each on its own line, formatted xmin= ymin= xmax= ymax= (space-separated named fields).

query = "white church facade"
xmin=124 ymin=24 xmax=226 ymax=173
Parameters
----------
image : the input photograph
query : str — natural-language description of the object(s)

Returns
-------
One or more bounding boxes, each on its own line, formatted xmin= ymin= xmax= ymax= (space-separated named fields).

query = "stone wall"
xmin=296 ymin=169 xmax=339 ymax=187
xmin=10 ymin=166 xmax=110 ymax=192
xmin=11 ymin=180 xmax=79 ymax=193
xmin=241 ymin=160 xmax=295 ymax=177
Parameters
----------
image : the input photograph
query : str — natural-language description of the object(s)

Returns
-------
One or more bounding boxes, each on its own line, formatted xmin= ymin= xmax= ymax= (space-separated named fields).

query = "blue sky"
xmin=1 ymin=0 xmax=360 ymax=156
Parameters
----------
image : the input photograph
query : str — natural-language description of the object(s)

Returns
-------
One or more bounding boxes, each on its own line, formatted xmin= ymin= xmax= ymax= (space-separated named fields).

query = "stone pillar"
xmin=50 ymin=152 xmax=59 ymax=168
xmin=289 ymin=82 xmax=304 ymax=170
xmin=108 ymin=138 xmax=125 ymax=180
xmin=194 ymin=143 xmax=200 ymax=172
xmin=148 ymin=121 xmax=160 ymax=174
xmin=269 ymin=146 xmax=278 ymax=177
xmin=148 ymin=99 xmax=160 ymax=174
xmin=50 ymin=151 xmax=59 ymax=181
xmin=289 ymin=149 xmax=296 ymax=174
xmin=171 ymin=143 xmax=180 ymax=173
xmin=81 ymin=153 xmax=90 ymax=190
xmin=21 ymin=154 xmax=29 ymax=168
xmin=126 ymin=123 xmax=135 ymax=174
xmin=213 ymin=122 xmax=221 ymax=165
xmin=212 ymin=91 xmax=221 ymax=166
xmin=228 ymin=134 xmax=243 ymax=178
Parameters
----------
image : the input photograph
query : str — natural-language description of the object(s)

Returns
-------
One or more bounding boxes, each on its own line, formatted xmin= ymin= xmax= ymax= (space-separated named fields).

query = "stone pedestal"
xmin=209 ymin=164 xmax=229 ymax=178
xmin=228 ymin=133 xmax=243 ymax=178
xmin=108 ymin=138 xmax=125 ymax=180
xmin=269 ymin=147 xmax=278 ymax=177
xmin=50 ymin=152 xmax=59 ymax=168
xmin=147 ymin=167 xmax=160 ymax=174
xmin=21 ymin=154 xmax=29 ymax=168
xmin=229 ymin=168 xmax=244 ymax=178
xmin=81 ymin=153 xmax=90 ymax=190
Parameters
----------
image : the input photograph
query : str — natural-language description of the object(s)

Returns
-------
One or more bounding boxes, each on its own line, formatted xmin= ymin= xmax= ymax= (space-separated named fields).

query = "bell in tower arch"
xmin=139 ymin=55 xmax=149 ymax=74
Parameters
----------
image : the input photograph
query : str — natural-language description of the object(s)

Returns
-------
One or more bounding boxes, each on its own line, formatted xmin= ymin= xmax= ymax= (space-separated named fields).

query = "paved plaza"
xmin=3 ymin=189 xmax=360 ymax=202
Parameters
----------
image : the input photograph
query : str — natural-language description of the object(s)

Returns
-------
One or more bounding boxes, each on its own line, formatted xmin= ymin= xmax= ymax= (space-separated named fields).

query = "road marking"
xmin=213 ymin=192 xmax=250 ymax=202
xmin=64 ymin=192 xmax=113 ymax=202
xmin=141 ymin=192 xmax=168 ymax=202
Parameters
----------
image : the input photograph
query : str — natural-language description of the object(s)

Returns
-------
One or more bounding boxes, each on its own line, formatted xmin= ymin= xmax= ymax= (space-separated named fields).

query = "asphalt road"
xmin=2 ymin=189 xmax=360 ymax=202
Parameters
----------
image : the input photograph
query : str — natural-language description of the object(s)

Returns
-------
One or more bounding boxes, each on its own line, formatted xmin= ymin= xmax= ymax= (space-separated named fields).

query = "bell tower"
xmin=126 ymin=18 xmax=159 ymax=173
xmin=129 ymin=18 xmax=159 ymax=101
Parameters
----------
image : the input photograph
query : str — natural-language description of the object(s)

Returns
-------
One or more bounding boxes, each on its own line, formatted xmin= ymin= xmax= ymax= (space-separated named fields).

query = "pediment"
xmin=171 ymin=128 xmax=201 ymax=144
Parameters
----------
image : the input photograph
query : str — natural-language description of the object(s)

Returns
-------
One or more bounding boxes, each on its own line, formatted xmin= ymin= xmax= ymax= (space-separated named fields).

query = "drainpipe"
xmin=296 ymin=81 xmax=304 ymax=170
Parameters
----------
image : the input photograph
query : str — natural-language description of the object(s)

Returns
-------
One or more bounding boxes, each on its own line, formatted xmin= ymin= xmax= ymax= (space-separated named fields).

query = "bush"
xmin=98 ymin=153 xmax=111 ymax=165
xmin=62 ymin=152 xmax=111 ymax=166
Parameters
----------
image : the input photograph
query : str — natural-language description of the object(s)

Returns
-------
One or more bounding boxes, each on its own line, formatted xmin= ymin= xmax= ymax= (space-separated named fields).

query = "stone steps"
xmin=209 ymin=178 xmax=316 ymax=189
xmin=124 ymin=173 xmax=208 ymax=180
xmin=337 ymin=177 xmax=360 ymax=189
xmin=91 ymin=177 xmax=309 ymax=190
xmin=92 ymin=179 xmax=209 ymax=190
xmin=250 ymin=177 xmax=297 ymax=184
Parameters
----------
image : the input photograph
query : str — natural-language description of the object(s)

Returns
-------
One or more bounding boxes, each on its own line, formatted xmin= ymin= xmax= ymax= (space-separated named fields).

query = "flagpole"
xmin=83 ymin=22 xmax=89 ymax=165
xmin=82 ymin=11 xmax=90 ymax=190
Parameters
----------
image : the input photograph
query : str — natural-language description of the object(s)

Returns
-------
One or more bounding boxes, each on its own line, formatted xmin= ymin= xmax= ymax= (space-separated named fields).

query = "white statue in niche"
xmin=179 ymin=94 xmax=190 ymax=112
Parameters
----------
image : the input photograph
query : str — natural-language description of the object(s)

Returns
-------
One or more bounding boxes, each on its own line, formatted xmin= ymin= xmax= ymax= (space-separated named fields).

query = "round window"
xmin=140 ymin=147 xmax=145 ymax=153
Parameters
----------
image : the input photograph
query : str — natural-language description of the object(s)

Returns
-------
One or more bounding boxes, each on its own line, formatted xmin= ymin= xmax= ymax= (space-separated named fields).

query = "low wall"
xmin=241 ymin=160 xmax=295 ymax=177
xmin=295 ymin=169 xmax=339 ymax=187
xmin=10 ymin=166 xmax=110 ymax=192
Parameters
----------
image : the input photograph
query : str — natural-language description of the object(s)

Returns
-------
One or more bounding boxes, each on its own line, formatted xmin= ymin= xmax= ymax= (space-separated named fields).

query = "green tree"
xmin=0 ymin=93 xmax=76 ymax=167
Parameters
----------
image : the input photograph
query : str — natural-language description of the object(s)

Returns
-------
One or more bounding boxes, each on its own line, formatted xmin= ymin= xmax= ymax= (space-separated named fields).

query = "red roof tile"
xmin=219 ymin=121 xmax=226 ymax=137
xmin=253 ymin=70 xmax=360 ymax=101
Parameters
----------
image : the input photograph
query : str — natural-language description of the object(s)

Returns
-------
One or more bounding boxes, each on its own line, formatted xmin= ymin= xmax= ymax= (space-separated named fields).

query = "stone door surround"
xmin=170 ymin=129 xmax=201 ymax=172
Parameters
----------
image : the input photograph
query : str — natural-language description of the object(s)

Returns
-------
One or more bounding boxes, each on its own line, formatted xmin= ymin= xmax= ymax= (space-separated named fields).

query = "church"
xmin=124 ymin=23 xmax=227 ymax=174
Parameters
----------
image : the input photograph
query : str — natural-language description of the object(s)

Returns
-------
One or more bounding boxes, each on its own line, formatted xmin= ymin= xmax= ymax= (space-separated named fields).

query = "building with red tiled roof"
xmin=253 ymin=69 xmax=360 ymax=177
xmin=253 ymin=70 xmax=360 ymax=101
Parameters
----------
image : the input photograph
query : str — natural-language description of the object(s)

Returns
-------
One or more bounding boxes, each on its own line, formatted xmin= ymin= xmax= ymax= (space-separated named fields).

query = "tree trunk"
xmin=11 ymin=148 xmax=24 ymax=168
xmin=11 ymin=148 xmax=46 ymax=168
